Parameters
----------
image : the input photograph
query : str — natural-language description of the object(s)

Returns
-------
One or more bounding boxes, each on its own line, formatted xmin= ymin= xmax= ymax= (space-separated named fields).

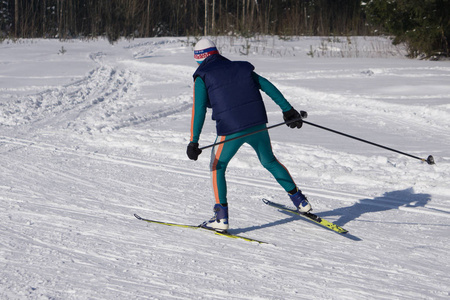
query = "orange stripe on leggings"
xmin=270 ymin=141 xmax=296 ymax=187
xmin=276 ymin=157 xmax=296 ymax=186
xmin=212 ymin=136 xmax=226 ymax=204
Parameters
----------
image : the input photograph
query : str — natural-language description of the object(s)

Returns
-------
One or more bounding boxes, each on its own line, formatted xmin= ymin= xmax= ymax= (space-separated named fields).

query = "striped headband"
xmin=194 ymin=47 xmax=219 ymax=63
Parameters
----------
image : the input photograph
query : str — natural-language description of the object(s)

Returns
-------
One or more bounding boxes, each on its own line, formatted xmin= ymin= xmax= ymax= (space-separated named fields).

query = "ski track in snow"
xmin=2 ymin=135 xmax=449 ymax=218
xmin=1 ymin=37 xmax=450 ymax=299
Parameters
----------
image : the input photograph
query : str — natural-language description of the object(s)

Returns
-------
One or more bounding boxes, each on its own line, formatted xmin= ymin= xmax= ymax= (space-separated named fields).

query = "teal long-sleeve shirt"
xmin=189 ymin=72 xmax=293 ymax=143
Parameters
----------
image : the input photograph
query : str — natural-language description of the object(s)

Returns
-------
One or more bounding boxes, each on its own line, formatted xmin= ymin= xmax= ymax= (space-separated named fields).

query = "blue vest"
xmin=193 ymin=55 xmax=267 ymax=136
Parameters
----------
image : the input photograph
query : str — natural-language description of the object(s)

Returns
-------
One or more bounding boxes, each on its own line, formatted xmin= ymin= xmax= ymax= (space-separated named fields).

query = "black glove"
xmin=187 ymin=142 xmax=202 ymax=161
xmin=283 ymin=108 xmax=307 ymax=129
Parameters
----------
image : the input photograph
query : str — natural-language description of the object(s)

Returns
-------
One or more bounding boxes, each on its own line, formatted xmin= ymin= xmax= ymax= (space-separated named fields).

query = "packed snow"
xmin=1 ymin=36 xmax=449 ymax=299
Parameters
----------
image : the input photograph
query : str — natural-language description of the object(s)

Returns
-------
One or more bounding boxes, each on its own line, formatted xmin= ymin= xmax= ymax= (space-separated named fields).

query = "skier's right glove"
xmin=187 ymin=142 xmax=202 ymax=161
xmin=283 ymin=108 xmax=307 ymax=129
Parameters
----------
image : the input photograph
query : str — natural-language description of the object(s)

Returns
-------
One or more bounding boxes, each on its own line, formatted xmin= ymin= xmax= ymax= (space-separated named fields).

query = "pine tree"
xmin=365 ymin=0 xmax=450 ymax=58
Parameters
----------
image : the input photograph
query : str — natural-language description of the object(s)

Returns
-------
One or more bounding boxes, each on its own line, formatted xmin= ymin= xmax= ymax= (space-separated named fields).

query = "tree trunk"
xmin=204 ymin=0 xmax=207 ymax=36
xmin=242 ymin=0 xmax=245 ymax=31
xmin=147 ymin=0 xmax=150 ymax=36
xmin=15 ymin=0 xmax=19 ymax=37
xmin=42 ymin=0 xmax=46 ymax=36
xmin=212 ymin=0 xmax=215 ymax=34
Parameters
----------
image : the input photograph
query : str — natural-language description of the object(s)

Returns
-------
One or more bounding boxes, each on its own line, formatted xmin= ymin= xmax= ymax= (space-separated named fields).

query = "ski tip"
xmin=134 ymin=213 xmax=142 ymax=220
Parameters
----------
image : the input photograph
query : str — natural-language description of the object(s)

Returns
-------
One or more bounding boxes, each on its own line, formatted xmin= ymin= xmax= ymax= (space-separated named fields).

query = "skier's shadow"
xmin=318 ymin=187 xmax=432 ymax=228
xmin=233 ymin=188 xmax=431 ymax=241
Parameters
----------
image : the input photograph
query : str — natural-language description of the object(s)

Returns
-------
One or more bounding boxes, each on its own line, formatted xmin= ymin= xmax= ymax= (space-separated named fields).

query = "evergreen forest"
xmin=1 ymin=0 xmax=449 ymax=58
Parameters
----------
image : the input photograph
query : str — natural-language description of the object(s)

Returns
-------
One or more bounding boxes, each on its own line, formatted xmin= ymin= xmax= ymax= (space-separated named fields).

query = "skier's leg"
xmin=203 ymin=135 xmax=244 ymax=231
xmin=246 ymin=125 xmax=297 ymax=192
xmin=210 ymin=135 xmax=243 ymax=205
xmin=246 ymin=125 xmax=312 ymax=212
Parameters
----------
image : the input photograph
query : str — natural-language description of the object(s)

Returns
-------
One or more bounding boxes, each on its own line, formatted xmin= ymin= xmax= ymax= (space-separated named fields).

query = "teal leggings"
xmin=210 ymin=124 xmax=297 ymax=205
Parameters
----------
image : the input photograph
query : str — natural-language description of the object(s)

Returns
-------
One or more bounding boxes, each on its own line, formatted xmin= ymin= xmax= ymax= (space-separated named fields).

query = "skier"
xmin=187 ymin=38 xmax=312 ymax=232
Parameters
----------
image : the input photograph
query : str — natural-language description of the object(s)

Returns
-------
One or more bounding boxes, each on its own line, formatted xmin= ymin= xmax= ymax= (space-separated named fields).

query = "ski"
xmin=134 ymin=214 xmax=266 ymax=244
xmin=262 ymin=199 xmax=348 ymax=234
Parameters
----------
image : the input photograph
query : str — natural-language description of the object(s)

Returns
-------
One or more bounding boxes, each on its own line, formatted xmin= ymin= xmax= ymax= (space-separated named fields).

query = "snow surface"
xmin=1 ymin=36 xmax=449 ymax=299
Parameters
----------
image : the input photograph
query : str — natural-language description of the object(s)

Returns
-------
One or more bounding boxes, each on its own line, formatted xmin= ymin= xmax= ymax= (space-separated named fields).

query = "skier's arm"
xmin=187 ymin=77 xmax=208 ymax=161
xmin=190 ymin=77 xmax=208 ymax=143
xmin=251 ymin=72 xmax=292 ymax=112
xmin=252 ymin=72 xmax=304 ymax=129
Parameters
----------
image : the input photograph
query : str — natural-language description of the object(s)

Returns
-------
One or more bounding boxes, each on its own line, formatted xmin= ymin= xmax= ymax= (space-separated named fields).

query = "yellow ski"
xmin=134 ymin=214 xmax=266 ymax=244
xmin=262 ymin=199 xmax=348 ymax=234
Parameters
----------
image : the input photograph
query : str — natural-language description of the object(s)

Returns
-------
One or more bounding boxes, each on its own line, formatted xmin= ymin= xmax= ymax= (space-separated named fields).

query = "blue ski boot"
xmin=201 ymin=204 xmax=229 ymax=232
xmin=289 ymin=189 xmax=312 ymax=213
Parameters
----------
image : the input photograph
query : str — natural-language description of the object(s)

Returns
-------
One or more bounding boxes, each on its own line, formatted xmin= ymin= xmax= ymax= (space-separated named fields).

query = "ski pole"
xmin=199 ymin=117 xmax=303 ymax=151
xmin=302 ymin=120 xmax=435 ymax=165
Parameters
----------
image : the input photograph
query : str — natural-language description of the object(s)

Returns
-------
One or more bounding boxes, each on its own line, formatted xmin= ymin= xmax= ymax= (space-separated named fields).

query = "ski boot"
xmin=201 ymin=203 xmax=229 ymax=232
xmin=289 ymin=189 xmax=312 ymax=213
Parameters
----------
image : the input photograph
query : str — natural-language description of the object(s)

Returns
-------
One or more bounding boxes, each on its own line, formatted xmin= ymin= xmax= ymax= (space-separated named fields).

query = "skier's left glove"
xmin=283 ymin=108 xmax=307 ymax=129
xmin=187 ymin=142 xmax=202 ymax=161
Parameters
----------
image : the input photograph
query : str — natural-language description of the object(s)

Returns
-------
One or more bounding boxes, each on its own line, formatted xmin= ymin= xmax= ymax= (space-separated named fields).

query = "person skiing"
xmin=187 ymin=38 xmax=312 ymax=232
